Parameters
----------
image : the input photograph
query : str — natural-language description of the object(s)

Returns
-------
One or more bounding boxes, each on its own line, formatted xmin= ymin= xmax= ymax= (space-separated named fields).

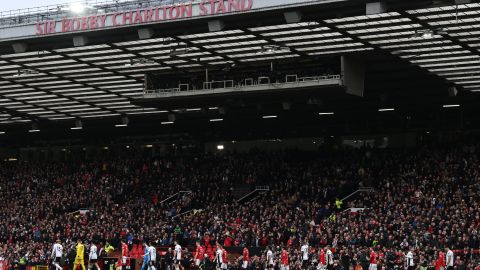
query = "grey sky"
xmin=1 ymin=0 xmax=76 ymax=12
xmin=1 ymin=1 xmax=138 ymax=12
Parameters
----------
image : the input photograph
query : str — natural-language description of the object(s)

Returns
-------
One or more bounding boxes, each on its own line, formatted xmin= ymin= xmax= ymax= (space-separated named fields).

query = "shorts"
xmin=302 ymin=260 xmax=309 ymax=268
xmin=149 ymin=261 xmax=156 ymax=266
xmin=195 ymin=259 xmax=201 ymax=266
xmin=54 ymin=257 xmax=61 ymax=264
xmin=74 ymin=259 xmax=84 ymax=265
xmin=267 ymin=264 xmax=273 ymax=269
xmin=368 ymin=264 xmax=377 ymax=270
xmin=221 ymin=263 xmax=227 ymax=269
xmin=242 ymin=261 xmax=248 ymax=269
xmin=90 ymin=259 xmax=97 ymax=264
xmin=122 ymin=257 xmax=127 ymax=265
xmin=280 ymin=265 xmax=289 ymax=270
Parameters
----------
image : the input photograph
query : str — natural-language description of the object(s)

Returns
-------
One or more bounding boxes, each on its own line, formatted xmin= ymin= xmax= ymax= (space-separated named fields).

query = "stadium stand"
xmin=0 ymin=146 xmax=479 ymax=270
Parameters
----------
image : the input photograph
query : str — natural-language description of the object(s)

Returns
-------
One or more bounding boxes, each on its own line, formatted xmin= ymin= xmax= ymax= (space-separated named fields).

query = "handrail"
xmin=160 ymin=190 xmax=191 ymax=204
xmin=145 ymin=74 xmax=341 ymax=96
xmin=237 ymin=186 xmax=269 ymax=203
xmin=341 ymin=187 xmax=373 ymax=202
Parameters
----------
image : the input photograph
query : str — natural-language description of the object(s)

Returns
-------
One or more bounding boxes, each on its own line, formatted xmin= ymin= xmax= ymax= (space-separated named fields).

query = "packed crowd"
xmin=0 ymin=145 xmax=479 ymax=270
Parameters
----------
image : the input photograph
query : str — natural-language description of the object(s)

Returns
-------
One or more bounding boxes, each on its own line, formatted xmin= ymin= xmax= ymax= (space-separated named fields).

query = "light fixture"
xmin=318 ymin=112 xmax=334 ymax=115
xmin=124 ymin=58 xmax=155 ymax=67
xmin=209 ymin=107 xmax=219 ymax=110
xmin=262 ymin=115 xmax=278 ymax=119
xmin=186 ymin=108 xmax=202 ymax=112
xmin=442 ymin=104 xmax=460 ymax=108
xmin=13 ymin=69 xmax=39 ymax=77
xmin=70 ymin=120 xmax=83 ymax=130
xmin=169 ymin=46 xmax=190 ymax=56
xmin=103 ymin=146 xmax=109 ymax=150
xmin=161 ymin=121 xmax=174 ymax=125
xmin=115 ymin=116 xmax=129 ymax=127
xmin=210 ymin=118 xmax=223 ymax=122
xmin=29 ymin=123 xmax=40 ymax=133
xmin=145 ymin=144 xmax=153 ymax=148
xmin=411 ymin=28 xmax=447 ymax=39
xmin=0 ymin=131 xmax=5 ymax=135
xmin=257 ymin=45 xmax=290 ymax=54
xmin=217 ymin=145 xmax=224 ymax=150
xmin=378 ymin=108 xmax=395 ymax=112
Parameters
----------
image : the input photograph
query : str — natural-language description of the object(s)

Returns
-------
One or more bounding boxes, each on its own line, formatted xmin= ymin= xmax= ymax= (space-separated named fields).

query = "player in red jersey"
xmin=194 ymin=241 xmax=205 ymax=267
xmin=121 ymin=240 xmax=129 ymax=270
xmin=221 ymin=247 xmax=228 ymax=270
xmin=369 ymin=247 xmax=377 ymax=270
xmin=319 ymin=247 xmax=326 ymax=270
xmin=280 ymin=247 xmax=289 ymax=270
xmin=435 ymin=250 xmax=445 ymax=270
xmin=242 ymin=247 xmax=249 ymax=269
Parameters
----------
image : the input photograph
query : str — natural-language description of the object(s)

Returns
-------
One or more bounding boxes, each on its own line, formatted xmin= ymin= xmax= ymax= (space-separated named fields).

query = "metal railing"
xmin=0 ymin=0 xmax=196 ymax=27
xmin=341 ymin=187 xmax=373 ymax=201
xmin=237 ymin=186 xmax=270 ymax=203
xmin=144 ymin=74 xmax=341 ymax=96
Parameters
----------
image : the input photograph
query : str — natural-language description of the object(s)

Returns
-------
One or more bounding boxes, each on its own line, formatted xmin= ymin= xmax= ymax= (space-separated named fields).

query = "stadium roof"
xmin=0 ymin=0 xmax=478 ymax=133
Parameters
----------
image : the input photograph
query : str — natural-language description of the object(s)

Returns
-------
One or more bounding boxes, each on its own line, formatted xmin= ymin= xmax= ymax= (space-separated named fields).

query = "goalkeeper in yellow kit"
xmin=73 ymin=239 xmax=86 ymax=270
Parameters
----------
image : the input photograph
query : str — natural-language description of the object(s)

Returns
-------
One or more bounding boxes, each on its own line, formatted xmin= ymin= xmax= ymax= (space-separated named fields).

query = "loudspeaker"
xmin=73 ymin=36 xmax=89 ymax=47
xmin=448 ymin=86 xmax=458 ymax=97
xmin=366 ymin=2 xmax=387 ymax=15
xmin=208 ymin=20 xmax=225 ymax=32
xmin=12 ymin=43 xmax=28 ymax=53
xmin=341 ymin=56 xmax=366 ymax=97
xmin=284 ymin=11 xmax=302 ymax=23
xmin=138 ymin=28 xmax=154 ymax=40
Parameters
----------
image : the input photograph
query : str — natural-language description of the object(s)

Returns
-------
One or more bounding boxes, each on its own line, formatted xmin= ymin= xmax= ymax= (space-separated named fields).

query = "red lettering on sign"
xmin=35 ymin=0 xmax=255 ymax=35
xmin=36 ymin=22 xmax=44 ymax=35
xmin=112 ymin=13 xmax=121 ymax=26
xmin=181 ymin=3 xmax=193 ymax=18
xmin=89 ymin=16 xmax=99 ymax=29
xmin=99 ymin=14 xmax=108 ymax=27
xmin=170 ymin=6 xmax=180 ymax=19
xmin=62 ymin=18 xmax=70 ymax=32
xmin=123 ymin=12 xmax=133 ymax=25
xmin=80 ymin=17 xmax=88 ymax=30
xmin=144 ymin=8 xmax=154 ymax=23
xmin=133 ymin=10 xmax=143 ymax=24
xmin=47 ymin=21 xmax=56 ymax=34
xmin=162 ymin=6 xmax=169 ymax=20
xmin=199 ymin=0 xmax=208 ymax=16
xmin=244 ymin=0 xmax=253 ymax=10
xmin=217 ymin=0 xmax=226 ymax=14
xmin=209 ymin=0 xmax=216 ymax=15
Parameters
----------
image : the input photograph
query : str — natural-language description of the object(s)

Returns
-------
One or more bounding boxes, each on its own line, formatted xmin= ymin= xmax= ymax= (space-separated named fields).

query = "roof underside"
xmin=0 ymin=1 xmax=479 ymax=125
